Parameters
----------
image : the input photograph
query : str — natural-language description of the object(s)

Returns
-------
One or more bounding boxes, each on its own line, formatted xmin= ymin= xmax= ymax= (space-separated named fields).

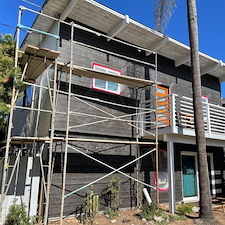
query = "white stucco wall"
xmin=0 ymin=156 xmax=40 ymax=224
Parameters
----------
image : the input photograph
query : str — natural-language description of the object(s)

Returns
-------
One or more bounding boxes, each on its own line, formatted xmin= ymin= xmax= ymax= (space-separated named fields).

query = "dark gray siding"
xmin=49 ymin=141 xmax=139 ymax=217
xmin=48 ymin=19 xmax=223 ymax=217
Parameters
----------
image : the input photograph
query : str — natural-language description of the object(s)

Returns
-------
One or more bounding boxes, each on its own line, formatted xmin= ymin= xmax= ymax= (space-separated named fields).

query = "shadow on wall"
xmin=53 ymin=152 xmax=135 ymax=174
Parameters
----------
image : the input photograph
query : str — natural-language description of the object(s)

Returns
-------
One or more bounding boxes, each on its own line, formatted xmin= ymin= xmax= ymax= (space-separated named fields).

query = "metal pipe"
xmin=59 ymin=22 xmax=74 ymax=225
xmin=43 ymin=42 xmax=60 ymax=225
xmin=143 ymin=188 xmax=152 ymax=205
xmin=73 ymin=96 xmax=155 ymax=137
xmin=2 ymin=150 xmax=22 ymax=203
xmin=154 ymin=52 xmax=160 ymax=208
xmin=34 ymin=76 xmax=44 ymax=136
xmin=17 ymin=24 xmax=59 ymax=40
xmin=65 ymin=145 xmax=156 ymax=193
xmin=0 ymin=7 xmax=23 ymax=222
xmin=22 ymin=82 xmax=152 ymax=111
xmin=64 ymin=146 xmax=156 ymax=198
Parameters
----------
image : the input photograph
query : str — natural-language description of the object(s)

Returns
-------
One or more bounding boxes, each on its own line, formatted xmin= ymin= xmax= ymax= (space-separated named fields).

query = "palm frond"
xmin=154 ymin=0 xmax=176 ymax=33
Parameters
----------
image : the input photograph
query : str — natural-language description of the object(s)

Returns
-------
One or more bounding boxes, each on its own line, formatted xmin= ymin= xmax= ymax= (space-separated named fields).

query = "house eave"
xmin=21 ymin=0 xmax=225 ymax=81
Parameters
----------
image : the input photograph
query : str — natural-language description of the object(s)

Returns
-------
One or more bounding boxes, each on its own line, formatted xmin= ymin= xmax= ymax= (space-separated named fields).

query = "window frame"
xmin=92 ymin=63 xmax=121 ymax=95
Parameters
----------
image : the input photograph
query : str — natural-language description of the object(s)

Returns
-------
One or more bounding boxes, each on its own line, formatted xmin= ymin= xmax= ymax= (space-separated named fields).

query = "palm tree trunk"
xmin=186 ymin=0 xmax=215 ymax=221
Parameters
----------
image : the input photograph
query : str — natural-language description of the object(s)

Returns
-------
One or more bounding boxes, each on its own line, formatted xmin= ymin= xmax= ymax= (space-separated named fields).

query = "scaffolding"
xmin=0 ymin=5 xmax=160 ymax=225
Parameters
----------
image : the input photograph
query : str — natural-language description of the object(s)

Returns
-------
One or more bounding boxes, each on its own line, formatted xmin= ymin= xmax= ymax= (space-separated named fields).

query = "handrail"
xmin=141 ymin=94 xmax=225 ymax=137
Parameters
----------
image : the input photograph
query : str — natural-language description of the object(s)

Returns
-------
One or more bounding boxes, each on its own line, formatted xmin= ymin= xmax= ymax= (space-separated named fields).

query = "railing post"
xmin=171 ymin=94 xmax=176 ymax=133
xmin=206 ymin=103 xmax=211 ymax=138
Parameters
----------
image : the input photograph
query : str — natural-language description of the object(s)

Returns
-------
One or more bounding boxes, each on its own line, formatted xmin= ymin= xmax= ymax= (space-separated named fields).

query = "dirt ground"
xmin=49 ymin=198 xmax=225 ymax=225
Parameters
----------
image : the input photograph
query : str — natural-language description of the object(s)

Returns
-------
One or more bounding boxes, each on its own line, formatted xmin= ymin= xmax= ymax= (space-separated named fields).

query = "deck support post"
xmin=167 ymin=141 xmax=176 ymax=214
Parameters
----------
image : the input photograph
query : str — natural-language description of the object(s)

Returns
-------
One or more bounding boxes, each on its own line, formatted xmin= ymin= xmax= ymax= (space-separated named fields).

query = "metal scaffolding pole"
xmin=0 ymin=5 xmax=161 ymax=222
xmin=59 ymin=22 xmax=74 ymax=225
xmin=64 ymin=145 xmax=156 ymax=198
xmin=71 ymin=95 xmax=155 ymax=137
xmin=43 ymin=52 xmax=60 ymax=225
xmin=0 ymin=7 xmax=22 ymax=222
xmin=154 ymin=52 xmax=160 ymax=207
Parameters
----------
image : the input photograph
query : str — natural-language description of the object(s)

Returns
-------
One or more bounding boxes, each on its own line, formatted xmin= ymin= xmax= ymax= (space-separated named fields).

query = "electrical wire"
xmin=22 ymin=0 xmax=41 ymax=8
xmin=0 ymin=22 xmax=16 ymax=30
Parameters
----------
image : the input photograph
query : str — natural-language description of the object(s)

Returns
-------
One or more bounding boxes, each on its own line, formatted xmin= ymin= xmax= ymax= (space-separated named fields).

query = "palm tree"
xmin=154 ymin=0 xmax=215 ymax=222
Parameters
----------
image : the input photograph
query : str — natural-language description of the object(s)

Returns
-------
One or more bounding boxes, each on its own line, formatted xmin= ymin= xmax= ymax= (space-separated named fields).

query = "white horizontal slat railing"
xmin=141 ymin=94 xmax=225 ymax=138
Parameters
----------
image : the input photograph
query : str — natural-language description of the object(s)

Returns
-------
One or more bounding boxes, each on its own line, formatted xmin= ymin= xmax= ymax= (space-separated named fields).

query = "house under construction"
xmin=1 ymin=0 xmax=225 ymax=224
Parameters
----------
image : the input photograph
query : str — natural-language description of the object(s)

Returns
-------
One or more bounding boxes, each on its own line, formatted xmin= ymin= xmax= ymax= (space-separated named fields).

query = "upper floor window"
xmin=92 ymin=63 xmax=121 ymax=95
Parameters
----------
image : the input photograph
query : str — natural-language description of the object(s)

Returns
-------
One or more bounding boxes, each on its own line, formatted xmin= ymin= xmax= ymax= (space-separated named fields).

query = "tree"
xmin=186 ymin=0 xmax=215 ymax=222
xmin=154 ymin=0 xmax=215 ymax=222
xmin=0 ymin=34 xmax=22 ymax=131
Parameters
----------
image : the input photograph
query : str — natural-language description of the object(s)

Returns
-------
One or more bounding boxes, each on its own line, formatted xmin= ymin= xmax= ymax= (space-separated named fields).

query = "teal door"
xmin=182 ymin=155 xmax=197 ymax=197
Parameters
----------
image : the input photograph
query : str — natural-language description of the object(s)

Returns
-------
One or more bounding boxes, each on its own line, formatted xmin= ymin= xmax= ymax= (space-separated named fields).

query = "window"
xmin=22 ymin=86 xmax=33 ymax=107
xmin=92 ymin=63 xmax=121 ymax=94
xmin=157 ymin=85 xmax=170 ymax=127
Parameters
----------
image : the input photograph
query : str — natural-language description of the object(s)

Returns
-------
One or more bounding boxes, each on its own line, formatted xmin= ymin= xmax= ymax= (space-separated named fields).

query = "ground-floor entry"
xmin=181 ymin=152 xmax=198 ymax=200
xmin=181 ymin=151 xmax=215 ymax=202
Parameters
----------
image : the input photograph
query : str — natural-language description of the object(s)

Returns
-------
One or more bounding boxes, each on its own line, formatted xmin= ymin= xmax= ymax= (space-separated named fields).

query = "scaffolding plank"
xmin=3 ymin=136 xmax=155 ymax=145
xmin=57 ymin=62 xmax=159 ymax=89
xmin=21 ymin=45 xmax=60 ymax=80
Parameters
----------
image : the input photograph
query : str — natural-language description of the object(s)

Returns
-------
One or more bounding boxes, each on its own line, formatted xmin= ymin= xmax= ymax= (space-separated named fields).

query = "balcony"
xmin=141 ymin=94 xmax=225 ymax=141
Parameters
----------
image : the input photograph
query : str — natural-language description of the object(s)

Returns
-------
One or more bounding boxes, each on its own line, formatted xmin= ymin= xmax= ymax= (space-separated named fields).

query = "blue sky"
xmin=1 ymin=0 xmax=225 ymax=97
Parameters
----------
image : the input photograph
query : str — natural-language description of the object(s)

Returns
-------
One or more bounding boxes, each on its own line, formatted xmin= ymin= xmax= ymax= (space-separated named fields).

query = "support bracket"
xmin=201 ymin=60 xmax=223 ymax=75
xmin=107 ymin=15 xmax=130 ymax=41
xmin=146 ymin=35 xmax=169 ymax=56
xmin=175 ymin=54 xmax=190 ymax=67
xmin=60 ymin=0 xmax=80 ymax=20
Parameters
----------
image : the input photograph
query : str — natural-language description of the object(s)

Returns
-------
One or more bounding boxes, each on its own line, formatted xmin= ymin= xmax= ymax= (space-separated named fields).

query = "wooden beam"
xmin=60 ymin=0 xmax=80 ymax=20
xmin=107 ymin=15 xmax=130 ymax=41
xmin=175 ymin=54 xmax=190 ymax=67
xmin=146 ymin=35 xmax=170 ymax=56
xmin=201 ymin=60 xmax=223 ymax=75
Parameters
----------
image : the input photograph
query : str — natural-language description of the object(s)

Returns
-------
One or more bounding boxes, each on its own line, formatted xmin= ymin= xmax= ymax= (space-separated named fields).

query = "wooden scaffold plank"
xmin=21 ymin=45 xmax=60 ymax=81
xmin=56 ymin=62 xmax=161 ymax=89
xmin=2 ymin=136 xmax=156 ymax=145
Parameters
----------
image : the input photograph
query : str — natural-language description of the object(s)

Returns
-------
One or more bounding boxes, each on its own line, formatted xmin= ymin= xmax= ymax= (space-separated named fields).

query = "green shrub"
xmin=5 ymin=199 xmax=30 ymax=225
xmin=140 ymin=202 xmax=169 ymax=224
xmin=137 ymin=184 xmax=144 ymax=206
xmin=170 ymin=213 xmax=187 ymax=221
xmin=105 ymin=177 xmax=122 ymax=219
xmin=82 ymin=186 xmax=99 ymax=225
xmin=177 ymin=203 xmax=195 ymax=215
xmin=140 ymin=202 xmax=187 ymax=224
